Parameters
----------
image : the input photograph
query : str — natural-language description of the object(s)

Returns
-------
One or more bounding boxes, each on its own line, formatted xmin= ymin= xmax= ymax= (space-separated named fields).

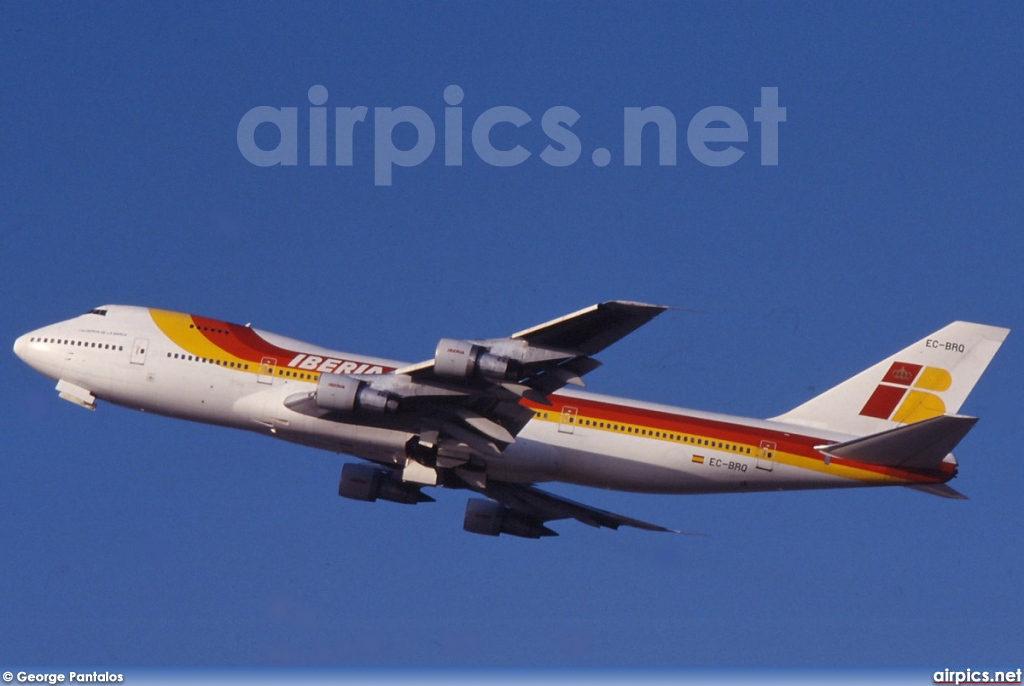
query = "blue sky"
xmin=2 ymin=2 xmax=1022 ymax=667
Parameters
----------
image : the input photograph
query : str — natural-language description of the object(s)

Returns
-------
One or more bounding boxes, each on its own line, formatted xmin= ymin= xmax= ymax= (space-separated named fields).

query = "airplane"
xmin=12 ymin=302 xmax=1009 ymax=538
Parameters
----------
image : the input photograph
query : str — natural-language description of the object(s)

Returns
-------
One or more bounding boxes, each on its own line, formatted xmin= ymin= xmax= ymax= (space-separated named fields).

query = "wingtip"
xmin=602 ymin=300 xmax=671 ymax=312
xmin=604 ymin=301 xmax=703 ymax=315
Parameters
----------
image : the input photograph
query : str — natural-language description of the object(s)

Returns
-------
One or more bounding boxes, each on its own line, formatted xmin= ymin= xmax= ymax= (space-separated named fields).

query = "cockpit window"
xmin=88 ymin=308 xmax=108 ymax=316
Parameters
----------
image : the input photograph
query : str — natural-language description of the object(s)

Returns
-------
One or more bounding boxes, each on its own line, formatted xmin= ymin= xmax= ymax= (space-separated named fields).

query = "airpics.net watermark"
xmin=236 ymin=85 xmax=786 ymax=186
xmin=934 ymin=668 xmax=1023 ymax=685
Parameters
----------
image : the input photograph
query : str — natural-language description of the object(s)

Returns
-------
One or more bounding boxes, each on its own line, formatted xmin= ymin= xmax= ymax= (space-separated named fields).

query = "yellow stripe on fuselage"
xmin=529 ymin=410 xmax=932 ymax=487
xmin=150 ymin=308 xmax=249 ymax=366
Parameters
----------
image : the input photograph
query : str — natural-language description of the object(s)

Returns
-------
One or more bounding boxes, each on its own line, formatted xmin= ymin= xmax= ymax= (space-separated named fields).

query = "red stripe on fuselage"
xmin=530 ymin=393 xmax=952 ymax=484
xmin=188 ymin=315 xmax=299 ymax=362
xmin=184 ymin=314 xmax=397 ymax=374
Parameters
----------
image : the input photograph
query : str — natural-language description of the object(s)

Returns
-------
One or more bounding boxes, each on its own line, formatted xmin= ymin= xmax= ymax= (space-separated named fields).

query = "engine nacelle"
xmin=338 ymin=463 xmax=432 ymax=505
xmin=434 ymin=338 xmax=520 ymax=382
xmin=316 ymin=373 xmax=397 ymax=413
xmin=462 ymin=498 xmax=556 ymax=538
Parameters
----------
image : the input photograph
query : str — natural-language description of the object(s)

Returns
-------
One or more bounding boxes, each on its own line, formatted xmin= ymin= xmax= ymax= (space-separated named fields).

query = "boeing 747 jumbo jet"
xmin=13 ymin=303 xmax=1009 ymax=538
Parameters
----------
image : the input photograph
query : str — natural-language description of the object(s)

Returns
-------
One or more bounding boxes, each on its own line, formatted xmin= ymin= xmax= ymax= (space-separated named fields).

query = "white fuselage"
xmin=13 ymin=305 xmax=949 ymax=496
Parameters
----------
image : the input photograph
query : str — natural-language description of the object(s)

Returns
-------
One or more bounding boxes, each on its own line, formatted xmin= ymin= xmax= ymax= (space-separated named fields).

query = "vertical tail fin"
xmin=771 ymin=322 xmax=1009 ymax=436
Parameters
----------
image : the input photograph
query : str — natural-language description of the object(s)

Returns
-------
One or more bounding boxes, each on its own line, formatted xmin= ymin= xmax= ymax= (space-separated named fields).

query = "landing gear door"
xmin=757 ymin=440 xmax=776 ymax=472
xmin=130 ymin=338 xmax=149 ymax=366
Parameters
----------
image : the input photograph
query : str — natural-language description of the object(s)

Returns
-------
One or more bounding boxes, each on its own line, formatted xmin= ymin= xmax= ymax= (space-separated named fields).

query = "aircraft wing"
xmin=473 ymin=481 xmax=684 ymax=535
xmin=508 ymin=300 xmax=669 ymax=356
xmin=395 ymin=300 xmax=666 ymax=379
xmin=286 ymin=301 xmax=668 ymax=464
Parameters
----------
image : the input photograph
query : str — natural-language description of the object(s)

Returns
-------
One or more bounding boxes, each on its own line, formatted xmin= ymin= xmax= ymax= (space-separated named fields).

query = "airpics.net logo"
xmin=236 ymin=85 xmax=786 ymax=186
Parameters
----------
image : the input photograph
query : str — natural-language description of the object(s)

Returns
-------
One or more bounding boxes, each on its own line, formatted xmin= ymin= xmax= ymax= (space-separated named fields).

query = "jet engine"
xmin=316 ymin=373 xmax=397 ymax=413
xmin=338 ymin=463 xmax=433 ymax=505
xmin=462 ymin=498 xmax=556 ymax=538
xmin=434 ymin=338 xmax=520 ymax=382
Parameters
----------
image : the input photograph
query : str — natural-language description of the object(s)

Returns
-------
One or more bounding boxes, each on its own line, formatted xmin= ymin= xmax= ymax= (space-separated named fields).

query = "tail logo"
xmin=859 ymin=361 xmax=952 ymax=424
xmin=890 ymin=366 xmax=913 ymax=382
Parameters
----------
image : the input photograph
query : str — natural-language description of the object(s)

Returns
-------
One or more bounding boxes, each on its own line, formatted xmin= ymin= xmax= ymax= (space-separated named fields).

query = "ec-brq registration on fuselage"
xmin=13 ymin=302 xmax=1008 ymax=538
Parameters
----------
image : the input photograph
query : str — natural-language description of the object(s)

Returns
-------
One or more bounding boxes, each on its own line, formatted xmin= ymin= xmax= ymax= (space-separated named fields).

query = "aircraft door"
xmin=130 ymin=338 xmax=149 ymax=365
xmin=559 ymin=406 xmax=578 ymax=434
xmin=258 ymin=356 xmax=276 ymax=384
xmin=757 ymin=440 xmax=776 ymax=471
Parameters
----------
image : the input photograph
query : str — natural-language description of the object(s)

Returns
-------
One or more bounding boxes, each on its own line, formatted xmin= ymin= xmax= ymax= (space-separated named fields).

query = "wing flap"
xmin=453 ymin=407 xmax=517 ymax=444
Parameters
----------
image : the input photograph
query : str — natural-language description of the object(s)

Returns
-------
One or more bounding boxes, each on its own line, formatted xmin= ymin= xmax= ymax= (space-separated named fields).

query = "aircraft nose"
xmin=13 ymin=332 xmax=30 ymax=361
xmin=14 ymin=328 xmax=64 ymax=379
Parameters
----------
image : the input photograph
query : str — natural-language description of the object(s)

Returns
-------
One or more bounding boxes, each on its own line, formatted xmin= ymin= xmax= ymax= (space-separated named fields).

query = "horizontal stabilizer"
xmin=906 ymin=483 xmax=968 ymax=500
xmin=816 ymin=414 xmax=977 ymax=470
